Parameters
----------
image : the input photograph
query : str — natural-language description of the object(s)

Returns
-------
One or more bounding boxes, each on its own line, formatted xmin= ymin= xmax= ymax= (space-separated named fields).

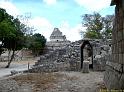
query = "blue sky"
xmin=0 ymin=0 xmax=115 ymax=41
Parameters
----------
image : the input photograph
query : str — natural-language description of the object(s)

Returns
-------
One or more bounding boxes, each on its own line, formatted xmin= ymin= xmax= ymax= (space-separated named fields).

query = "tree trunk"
xmin=5 ymin=50 xmax=15 ymax=68
xmin=8 ymin=50 xmax=11 ymax=61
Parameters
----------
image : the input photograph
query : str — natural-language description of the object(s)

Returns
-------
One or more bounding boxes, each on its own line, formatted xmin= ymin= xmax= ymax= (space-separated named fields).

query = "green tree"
xmin=84 ymin=31 xmax=99 ymax=39
xmin=82 ymin=12 xmax=103 ymax=39
xmin=0 ymin=8 xmax=26 ymax=68
xmin=82 ymin=12 xmax=114 ymax=39
xmin=102 ymin=15 xmax=114 ymax=39
xmin=28 ymin=33 xmax=46 ymax=56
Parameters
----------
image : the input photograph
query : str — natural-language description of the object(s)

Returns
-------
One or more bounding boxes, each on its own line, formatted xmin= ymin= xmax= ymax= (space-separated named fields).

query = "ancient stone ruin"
xmin=29 ymin=28 xmax=112 ymax=73
xmin=104 ymin=0 xmax=124 ymax=90
xmin=46 ymin=28 xmax=70 ymax=50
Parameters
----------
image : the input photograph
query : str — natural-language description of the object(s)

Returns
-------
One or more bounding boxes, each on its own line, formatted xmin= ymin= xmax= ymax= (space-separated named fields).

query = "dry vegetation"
xmin=0 ymin=71 xmax=104 ymax=92
xmin=10 ymin=73 xmax=61 ymax=91
xmin=9 ymin=72 xmax=78 ymax=92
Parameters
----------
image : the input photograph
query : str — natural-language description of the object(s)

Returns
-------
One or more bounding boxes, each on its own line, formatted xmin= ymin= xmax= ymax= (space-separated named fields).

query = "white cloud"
xmin=74 ymin=0 xmax=111 ymax=12
xmin=0 ymin=0 xmax=86 ymax=42
xmin=43 ymin=0 xmax=57 ymax=5
xmin=29 ymin=19 xmax=86 ymax=42
xmin=29 ymin=17 xmax=54 ymax=41
xmin=0 ymin=0 xmax=19 ymax=16
xmin=59 ymin=21 xmax=86 ymax=42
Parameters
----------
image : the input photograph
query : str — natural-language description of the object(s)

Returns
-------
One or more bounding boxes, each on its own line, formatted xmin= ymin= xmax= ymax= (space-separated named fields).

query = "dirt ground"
xmin=8 ymin=71 xmax=104 ymax=92
xmin=0 ymin=59 xmax=105 ymax=92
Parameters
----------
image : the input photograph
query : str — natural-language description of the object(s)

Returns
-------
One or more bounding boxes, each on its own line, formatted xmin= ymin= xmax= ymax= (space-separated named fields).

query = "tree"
xmin=82 ymin=12 xmax=103 ymax=39
xmin=102 ymin=15 xmax=114 ymax=39
xmin=0 ymin=8 xmax=46 ymax=67
xmin=84 ymin=31 xmax=99 ymax=39
xmin=0 ymin=8 xmax=26 ymax=68
xmin=27 ymin=33 xmax=46 ymax=56
xmin=81 ymin=12 xmax=114 ymax=39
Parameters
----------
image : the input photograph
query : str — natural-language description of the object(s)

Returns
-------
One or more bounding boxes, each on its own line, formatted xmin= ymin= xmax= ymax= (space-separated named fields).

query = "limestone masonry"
xmin=104 ymin=0 xmax=124 ymax=90
xmin=29 ymin=37 xmax=111 ymax=72
xmin=46 ymin=28 xmax=70 ymax=50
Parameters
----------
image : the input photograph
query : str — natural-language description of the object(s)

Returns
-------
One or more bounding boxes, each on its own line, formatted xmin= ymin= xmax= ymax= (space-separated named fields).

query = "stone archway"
xmin=81 ymin=40 xmax=93 ymax=69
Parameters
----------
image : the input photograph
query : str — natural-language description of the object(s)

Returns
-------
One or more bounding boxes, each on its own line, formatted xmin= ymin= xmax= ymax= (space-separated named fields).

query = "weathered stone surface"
xmin=0 ymin=79 xmax=19 ymax=92
xmin=82 ymin=61 xmax=89 ymax=73
xmin=11 ymin=70 xmax=19 ymax=75
xmin=46 ymin=28 xmax=70 ymax=50
xmin=50 ymin=28 xmax=67 ymax=41
xmin=26 ymin=29 xmax=112 ymax=73
xmin=104 ymin=0 xmax=124 ymax=90
xmin=93 ymin=47 xmax=111 ymax=71
xmin=30 ymin=39 xmax=111 ymax=73
xmin=104 ymin=64 xmax=124 ymax=89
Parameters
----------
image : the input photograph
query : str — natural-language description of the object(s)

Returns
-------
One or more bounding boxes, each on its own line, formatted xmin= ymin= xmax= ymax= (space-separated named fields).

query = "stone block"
xmin=114 ymin=44 xmax=116 ymax=53
xmin=82 ymin=61 xmax=89 ymax=73
xmin=114 ymin=33 xmax=117 ymax=43
xmin=116 ymin=54 xmax=119 ymax=63
xmin=123 ymin=53 xmax=124 ymax=64
xmin=119 ymin=54 xmax=123 ymax=64
xmin=123 ymin=28 xmax=124 ymax=39
xmin=114 ymin=54 xmax=117 ymax=63
xmin=112 ymin=54 xmax=115 ymax=62
xmin=119 ymin=74 xmax=124 ymax=89
xmin=119 ymin=12 xmax=123 ymax=26
xmin=111 ymin=55 xmax=114 ymax=62
xmin=121 ymin=40 xmax=124 ymax=53
xmin=111 ymin=54 xmax=115 ymax=62
xmin=118 ymin=31 xmax=122 ymax=41
xmin=117 ymin=23 xmax=119 ymax=32
xmin=113 ymin=45 xmax=115 ymax=54
xmin=120 ymin=41 xmax=123 ymax=53
xmin=115 ymin=44 xmax=117 ymax=54
xmin=121 ymin=31 xmax=123 ymax=41
xmin=104 ymin=65 xmax=124 ymax=90
xmin=117 ymin=42 xmax=119 ymax=54
xmin=118 ymin=41 xmax=122 ymax=53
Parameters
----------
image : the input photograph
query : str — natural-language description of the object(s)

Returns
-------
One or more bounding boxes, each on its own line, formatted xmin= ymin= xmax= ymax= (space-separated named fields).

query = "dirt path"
xmin=0 ymin=60 xmax=36 ymax=77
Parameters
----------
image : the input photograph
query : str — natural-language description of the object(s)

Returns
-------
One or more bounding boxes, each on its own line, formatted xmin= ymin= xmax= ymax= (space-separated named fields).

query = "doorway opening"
xmin=81 ymin=40 xmax=93 ymax=69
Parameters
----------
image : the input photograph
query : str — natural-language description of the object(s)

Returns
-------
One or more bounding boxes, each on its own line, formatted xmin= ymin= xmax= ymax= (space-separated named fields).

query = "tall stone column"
xmin=104 ymin=0 xmax=124 ymax=90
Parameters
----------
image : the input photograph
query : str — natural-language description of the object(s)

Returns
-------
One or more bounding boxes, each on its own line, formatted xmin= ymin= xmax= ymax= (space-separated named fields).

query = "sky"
xmin=0 ymin=0 xmax=115 ymax=42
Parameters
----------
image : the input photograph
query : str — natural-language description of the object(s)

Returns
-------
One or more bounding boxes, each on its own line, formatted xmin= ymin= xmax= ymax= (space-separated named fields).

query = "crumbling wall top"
xmin=110 ymin=0 xmax=120 ymax=6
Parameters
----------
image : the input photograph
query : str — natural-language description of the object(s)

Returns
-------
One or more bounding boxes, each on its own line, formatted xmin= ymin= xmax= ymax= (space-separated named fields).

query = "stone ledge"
xmin=106 ymin=61 xmax=124 ymax=72
xmin=104 ymin=65 xmax=124 ymax=89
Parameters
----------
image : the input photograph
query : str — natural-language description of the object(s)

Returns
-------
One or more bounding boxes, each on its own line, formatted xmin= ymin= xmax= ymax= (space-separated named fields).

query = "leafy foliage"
xmin=102 ymin=15 xmax=114 ymax=39
xmin=0 ymin=8 xmax=47 ymax=67
xmin=0 ymin=8 xmax=27 ymax=67
xmin=0 ymin=8 xmax=25 ymax=51
xmin=84 ymin=31 xmax=99 ymax=39
xmin=82 ymin=12 xmax=114 ymax=39
xmin=26 ymin=33 xmax=46 ymax=56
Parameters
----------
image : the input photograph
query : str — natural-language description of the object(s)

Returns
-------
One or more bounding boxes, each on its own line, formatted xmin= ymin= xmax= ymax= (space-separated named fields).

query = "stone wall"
xmin=46 ymin=41 xmax=70 ymax=50
xmin=29 ymin=39 xmax=111 ymax=73
xmin=93 ymin=45 xmax=111 ymax=71
xmin=104 ymin=0 xmax=124 ymax=90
